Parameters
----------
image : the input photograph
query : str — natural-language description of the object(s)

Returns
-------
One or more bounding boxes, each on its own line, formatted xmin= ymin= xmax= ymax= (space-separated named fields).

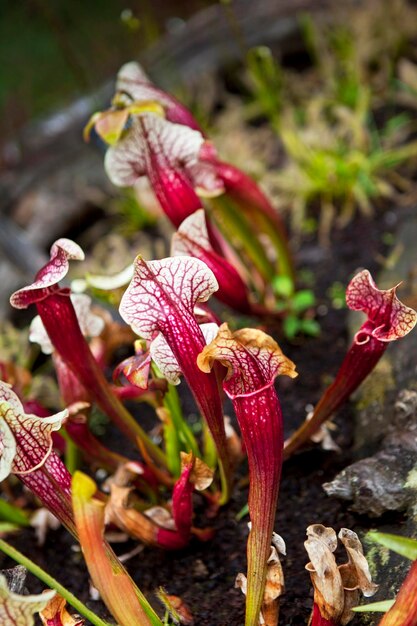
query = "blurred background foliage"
xmin=0 ymin=0 xmax=211 ymax=144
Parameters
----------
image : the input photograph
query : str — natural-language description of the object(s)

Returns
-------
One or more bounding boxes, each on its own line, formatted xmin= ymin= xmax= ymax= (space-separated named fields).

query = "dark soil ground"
xmin=1 ymin=202 xmax=402 ymax=626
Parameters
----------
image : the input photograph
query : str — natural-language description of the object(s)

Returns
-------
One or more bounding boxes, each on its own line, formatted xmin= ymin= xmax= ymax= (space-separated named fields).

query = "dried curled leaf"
xmin=10 ymin=239 xmax=84 ymax=309
xmin=157 ymin=588 xmax=194 ymax=625
xmin=40 ymin=593 xmax=85 ymax=626
xmin=305 ymin=525 xmax=344 ymax=623
xmin=235 ymin=534 xmax=285 ymax=626
xmin=305 ymin=525 xmax=377 ymax=626
xmin=104 ymin=485 xmax=157 ymax=545
xmin=346 ymin=270 xmax=417 ymax=342
xmin=338 ymin=529 xmax=378 ymax=624
xmin=262 ymin=544 xmax=285 ymax=626
xmin=338 ymin=529 xmax=378 ymax=597
xmin=180 ymin=452 xmax=214 ymax=491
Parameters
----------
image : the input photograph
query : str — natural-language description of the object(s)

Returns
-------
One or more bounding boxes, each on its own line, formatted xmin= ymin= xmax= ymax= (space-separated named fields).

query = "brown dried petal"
xmin=235 ymin=573 xmax=247 ymax=596
xmin=338 ymin=529 xmax=378 ymax=625
xmin=262 ymin=546 xmax=285 ymax=626
xmin=338 ymin=529 xmax=378 ymax=597
xmin=157 ymin=589 xmax=194 ymax=626
xmin=39 ymin=593 xmax=85 ymax=626
xmin=305 ymin=525 xmax=344 ymax=623
xmin=180 ymin=452 xmax=214 ymax=491
xmin=104 ymin=485 xmax=157 ymax=544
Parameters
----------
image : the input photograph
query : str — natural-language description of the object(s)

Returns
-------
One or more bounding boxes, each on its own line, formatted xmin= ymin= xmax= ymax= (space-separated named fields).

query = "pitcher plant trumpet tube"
xmin=9 ymin=238 xmax=165 ymax=466
xmin=119 ymin=255 xmax=231 ymax=501
xmin=284 ymin=269 xmax=417 ymax=458
xmin=198 ymin=324 xmax=297 ymax=626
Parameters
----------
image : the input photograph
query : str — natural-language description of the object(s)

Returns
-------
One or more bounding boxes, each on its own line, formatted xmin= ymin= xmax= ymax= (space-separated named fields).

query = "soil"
xmin=1 ymin=203 xmax=401 ymax=626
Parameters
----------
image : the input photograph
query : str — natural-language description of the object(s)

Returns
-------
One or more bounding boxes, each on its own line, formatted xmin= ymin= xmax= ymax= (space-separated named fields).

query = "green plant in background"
xmin=327 ymin=282 xmax=346 ymax=310
xmin=246 ymin=46 xmax=284 ymax=132
xmin=111 ymin=188 xmax=157 ymax=236
xmin=274 ymin=72 xmax=417 ymax=239
xmin=274 ymin=101 xmax=417 ymax=240
xmin=300 ymin=14 xmax=366 ymax=111
xmin=273 ymin=276 xmax=319 ymax=339
xmin=301 ymin=1 xmax=417 ymax=100
xmin=397 ymin=58 xmax=417 ymax=108
xmin=242 ymin=8 xmax=417 ymax=242
xmin=0 ymin=499 xmax=30 ymax=528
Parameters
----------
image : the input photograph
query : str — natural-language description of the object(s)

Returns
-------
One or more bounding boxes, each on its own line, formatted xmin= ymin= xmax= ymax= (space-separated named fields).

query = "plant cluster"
xmin=1 ymin=21 xmax=417 ymax=626
xmin=240 ymin=1 xmax=417 ymax=241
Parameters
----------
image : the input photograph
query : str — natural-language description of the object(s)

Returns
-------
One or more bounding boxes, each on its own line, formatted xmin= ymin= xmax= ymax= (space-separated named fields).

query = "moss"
xmin=364 ymin=544 xmax=391 ymax=580
xmin=404 ymin=465 xmax=417 ymax=518
xmin=404 ymin=466 xmax=417 ymax=490
xmin=358 ymin=543 xmax=392 ymax=625
xmin=355 ymin=358 xmax=395 ymax=411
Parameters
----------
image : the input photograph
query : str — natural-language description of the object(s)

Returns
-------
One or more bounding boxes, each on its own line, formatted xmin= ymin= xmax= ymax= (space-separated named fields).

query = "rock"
xmin=323 ymin=430 xmax=417 ymax=517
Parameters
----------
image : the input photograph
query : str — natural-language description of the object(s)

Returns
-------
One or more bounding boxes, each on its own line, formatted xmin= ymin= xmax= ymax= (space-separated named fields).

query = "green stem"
xmin=164 ymin=385 xmax=200 ymax=458
xmin=0 ymin=499 xmax=30 ymax=527
xmin=0 ymin=539 xmax=112 ymax=626
xmin=209 ymin=195 xmax=276 ymax=284
xmin=255 ymin=210 xmax=295 ymax=280
xmin=62 ymin=431 xmax=80 ymax=475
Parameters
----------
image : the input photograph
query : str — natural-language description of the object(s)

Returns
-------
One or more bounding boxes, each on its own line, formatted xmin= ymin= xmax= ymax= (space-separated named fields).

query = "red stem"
xmin=156 ymin=465 xmax=193 ymax=550
xmin=19 ymin=452 xmax=76 ymax=535
xmin=311 ymin=603 xmax=338 ymax=626
xmin=213 ymin=160 xmax=295 ymax=281
xmin=234 ymin=386 xmax=283 ymax=626
xmin=36 ymin=292 xmax=166 ymax=466
xmin=162 ymin=318 xmax=231 ymax=499
xmin=284 ymin=334 xmax=387 ymax=459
